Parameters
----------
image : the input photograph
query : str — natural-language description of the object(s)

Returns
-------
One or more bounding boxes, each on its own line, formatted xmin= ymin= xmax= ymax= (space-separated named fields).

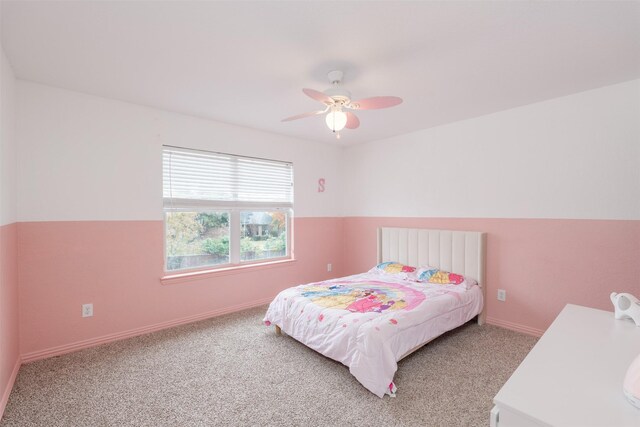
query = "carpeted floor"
xmin=1 ymin=306 xmax=537 ymax=426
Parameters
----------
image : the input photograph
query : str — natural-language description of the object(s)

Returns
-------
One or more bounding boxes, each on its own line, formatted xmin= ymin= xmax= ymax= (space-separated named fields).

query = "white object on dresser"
xmin=611 ymin=292 xmax=640 ymax=326
xmin=491 ymin=304 xmax=640 ymax=427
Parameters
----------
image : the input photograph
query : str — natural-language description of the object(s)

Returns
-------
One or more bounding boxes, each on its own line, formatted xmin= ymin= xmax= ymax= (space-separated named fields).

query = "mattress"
xmin=263 ymin=271 xmax=483 ymax=397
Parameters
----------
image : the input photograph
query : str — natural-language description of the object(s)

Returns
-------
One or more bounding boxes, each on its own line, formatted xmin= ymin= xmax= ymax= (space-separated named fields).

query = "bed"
xmin=264 ymin=227 xmax=487 ymax=397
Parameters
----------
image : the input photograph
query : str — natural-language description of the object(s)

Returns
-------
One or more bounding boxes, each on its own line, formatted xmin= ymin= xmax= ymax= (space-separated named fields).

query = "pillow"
xmin=369 ymin=262 xmax=417 ymax=277
xmin=415 ymin=266 xmax=477 ymax=290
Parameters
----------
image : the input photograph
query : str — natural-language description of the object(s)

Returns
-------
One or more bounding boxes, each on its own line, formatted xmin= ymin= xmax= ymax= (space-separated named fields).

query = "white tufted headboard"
xmin=377 ymin=227 xmax=487 ymax=325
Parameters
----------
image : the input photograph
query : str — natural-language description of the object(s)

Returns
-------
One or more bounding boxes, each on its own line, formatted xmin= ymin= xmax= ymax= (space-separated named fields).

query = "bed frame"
xmin=378 ymin=227 xmax=488 ymax=361
xmin=274 ymin=227 xmax=487 ymax=338
xmin=378 ymin=227 xmax=487 ymax=325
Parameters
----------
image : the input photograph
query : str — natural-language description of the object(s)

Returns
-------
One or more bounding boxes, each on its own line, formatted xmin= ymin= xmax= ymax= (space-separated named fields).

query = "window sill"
xmin=160 ymin=258 xmax=297 ymax=285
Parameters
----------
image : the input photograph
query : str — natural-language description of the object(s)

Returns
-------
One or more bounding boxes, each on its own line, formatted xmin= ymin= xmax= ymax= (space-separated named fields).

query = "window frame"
xmin=162 ymin=146 xmax=294 ymax=274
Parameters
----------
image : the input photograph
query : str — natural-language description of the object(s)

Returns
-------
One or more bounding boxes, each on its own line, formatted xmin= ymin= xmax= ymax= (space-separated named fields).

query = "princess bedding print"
xmin=263 ymin=263 xmax=483 ymax=398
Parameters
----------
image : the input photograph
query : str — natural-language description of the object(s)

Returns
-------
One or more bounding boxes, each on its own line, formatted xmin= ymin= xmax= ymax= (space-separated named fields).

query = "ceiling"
xmin=2 ymin=1 xmax=639 ymax=145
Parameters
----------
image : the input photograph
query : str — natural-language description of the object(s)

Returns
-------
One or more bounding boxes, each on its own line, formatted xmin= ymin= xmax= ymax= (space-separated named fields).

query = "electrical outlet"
xmin=497 ymin=289 xmax=506 ymax=302
xmin=327 ymin=263 xmax=332 ymax=272
xmin=82 ymin=303 xmax=94 ymax=317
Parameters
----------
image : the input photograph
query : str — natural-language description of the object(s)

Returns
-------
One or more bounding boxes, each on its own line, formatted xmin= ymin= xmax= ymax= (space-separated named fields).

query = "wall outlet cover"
xmin=82 ymin=303 xmax=94 ymax=317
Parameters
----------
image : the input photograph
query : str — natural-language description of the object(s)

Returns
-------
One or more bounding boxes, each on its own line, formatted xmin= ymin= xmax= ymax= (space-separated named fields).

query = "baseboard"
xmin=486 ymin=316 xmax=545 ymax=337
xmin=21 ymin=297 xmax=274 ymax=363
xmin=0 ymin=357 xmax=21 ymax=420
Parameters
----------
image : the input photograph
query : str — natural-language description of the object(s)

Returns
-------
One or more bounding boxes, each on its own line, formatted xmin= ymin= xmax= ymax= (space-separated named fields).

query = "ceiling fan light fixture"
xmin=282 ymin=70 xmax=402 ymax=137
xmin=325 ymin=109 xmax=347 ymax=132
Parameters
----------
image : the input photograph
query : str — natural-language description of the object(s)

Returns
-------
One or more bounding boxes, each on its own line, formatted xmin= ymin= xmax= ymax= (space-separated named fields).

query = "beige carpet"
xmin=1 ymin=306 xmax=537 ymax=426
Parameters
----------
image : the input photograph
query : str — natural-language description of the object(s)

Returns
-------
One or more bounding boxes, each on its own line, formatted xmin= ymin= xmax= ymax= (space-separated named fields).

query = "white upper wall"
xmin=0 ymin=45 xmax=17 ymax=226
xmin=343 ymin=79 xmax=640 ymax=220
xmin=16 ymin=82 xmax=344 ymax=221
xmin=14 ymin=78 xmax=640 ymax=222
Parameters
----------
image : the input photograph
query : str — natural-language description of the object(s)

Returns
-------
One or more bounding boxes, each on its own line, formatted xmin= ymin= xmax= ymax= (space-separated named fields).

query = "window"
xmin=163 ymin=146 xmax=293 ymax=272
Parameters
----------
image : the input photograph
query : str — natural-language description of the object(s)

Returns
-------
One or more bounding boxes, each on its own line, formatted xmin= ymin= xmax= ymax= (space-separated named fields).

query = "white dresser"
xmin=492 ymin=304 xmax=640 ymax=427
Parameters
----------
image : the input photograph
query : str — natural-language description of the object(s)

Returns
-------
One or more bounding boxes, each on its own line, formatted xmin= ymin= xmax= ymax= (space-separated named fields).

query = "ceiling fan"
xmin=282 ymin=70 xmax=403 ymax=139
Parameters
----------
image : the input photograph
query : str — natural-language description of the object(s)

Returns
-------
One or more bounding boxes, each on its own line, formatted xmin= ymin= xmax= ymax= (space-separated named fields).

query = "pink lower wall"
xmin=17 ymin=217 xmax=344 ymax=360
xmin=0 ymin=223 xmax=19 ymax=416
xmin=13 ymin=216 xmax=640 ymax=362
xmin=342 ymin=217 xmax=640 ymax=335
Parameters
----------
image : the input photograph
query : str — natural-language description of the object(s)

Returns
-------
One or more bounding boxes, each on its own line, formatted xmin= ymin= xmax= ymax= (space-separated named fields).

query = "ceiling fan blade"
xmin=281 ymin=110 xmax=325 ymax=122
xmin=345 ymin=112 xmax=360 ymax=129
xmin=349 ymin=96 xmax=403 ymax=110
xmin=303 ymin=88 xmax=334 ymax=104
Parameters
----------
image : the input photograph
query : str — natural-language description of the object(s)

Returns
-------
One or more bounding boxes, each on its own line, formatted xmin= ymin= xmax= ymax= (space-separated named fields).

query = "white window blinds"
xmin=163 ymin=146 xmax=293 ymax=209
